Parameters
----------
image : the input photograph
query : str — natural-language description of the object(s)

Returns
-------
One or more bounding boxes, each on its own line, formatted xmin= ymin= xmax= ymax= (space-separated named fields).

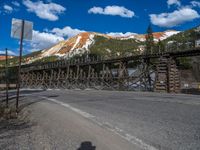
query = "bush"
xmin=0 ymin=103 xmax=17 ymax=120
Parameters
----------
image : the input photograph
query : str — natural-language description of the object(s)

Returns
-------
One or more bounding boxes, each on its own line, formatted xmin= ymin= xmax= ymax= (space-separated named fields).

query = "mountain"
xmin=163 ymin=25 xmax=200 ymax=45
xmin=22 ymin=30 xmax=180 ymax=64
xmin=114 ymin=30 xmax=180 ymax=42
xmin=41 ymin=30 xmax=180 ymax=56
xmin=0 ymin=55 xmax=15 ymax=67
xmin=161 ymin=25 xmax=200 ymax=81
xmin=0 ymin=54 xmax=15 ymax=61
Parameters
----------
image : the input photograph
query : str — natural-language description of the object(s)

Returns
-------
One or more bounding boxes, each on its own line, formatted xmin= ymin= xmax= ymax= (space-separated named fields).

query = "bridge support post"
xmin=140 ymin=58 xmax=153 ymax=91
xmin=155 ymin=56 xmax=180 ymax=93
xmin=118 ymin=61 xmax=128 ymax=90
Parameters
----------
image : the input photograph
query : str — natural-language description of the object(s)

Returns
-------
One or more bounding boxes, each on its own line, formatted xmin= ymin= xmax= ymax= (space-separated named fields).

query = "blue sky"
xmin=0 ymin=0 xmax=199 ymax=55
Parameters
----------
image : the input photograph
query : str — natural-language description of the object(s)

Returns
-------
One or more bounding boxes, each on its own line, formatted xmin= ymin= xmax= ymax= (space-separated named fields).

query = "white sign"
xmin=11 ymin=18 xmax=33 ymax=41
xmin=184 ymin=83 xmax=189 ymax=88
xmin=160 ymin=81 xmax=164 ymax=84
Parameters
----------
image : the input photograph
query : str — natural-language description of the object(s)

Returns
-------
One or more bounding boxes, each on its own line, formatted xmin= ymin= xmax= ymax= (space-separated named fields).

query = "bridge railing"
xmin=20 ymin=45 xmax=200 ymax=72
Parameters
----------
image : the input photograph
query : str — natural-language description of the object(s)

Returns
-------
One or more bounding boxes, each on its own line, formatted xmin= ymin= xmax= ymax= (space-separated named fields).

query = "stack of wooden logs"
xmin=155 ymin=57 xmax=168 ymax=92
xmin=168 ymin=58 xmax=180 ymax=93
xmin=155 ymin=57 xmax=180 ymax=93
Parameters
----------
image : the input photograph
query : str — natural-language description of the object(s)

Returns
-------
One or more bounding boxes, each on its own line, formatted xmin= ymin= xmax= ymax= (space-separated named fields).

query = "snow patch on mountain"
xmin=64 ymin=33 xmax=95 ymax=58
xmin=110 ymin=30 xmax=180 ymax=42
xmin=82 ymin=34 xmax=95 ymax=51
xmin=41 ymin=41 xmax=66 ymax=57
xmin=72 ymin=36 xmax=82 ymax=51
xmin=159 ymin=30 xmax=180 ymax=40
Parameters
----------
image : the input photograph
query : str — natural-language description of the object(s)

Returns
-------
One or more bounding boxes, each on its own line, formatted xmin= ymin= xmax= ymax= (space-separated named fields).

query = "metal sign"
xmin=10 ymin=18 xmax=33 ymax=112
xmin=11 ymin=18 xmax=33 ymax=40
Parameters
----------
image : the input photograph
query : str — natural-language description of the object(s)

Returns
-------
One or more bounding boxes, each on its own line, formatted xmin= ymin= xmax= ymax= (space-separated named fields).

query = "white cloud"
xmin=191 ymin=1 xmax=200 ymax=8
xmin=150 ymin=7 xmax=200 ymax=27
xmin=23 ymin=0 xmax=66 ymax=21
xmin=167 ymin=0 xmax=181 ymax=7
xmin=89 ymin=7 xmax=103 ymax=14
xmin=29 ymin=30 xmax=64 ymax=52
xmin=0 ymin=50 xmax=16 ymax=56
xmin=107 ymin=32 xmax=136 ymax=37
xmin=12 ymin=1 xmax=20 ymax=7
xmin=51 ymin=26 xmax=85 ymax=38
xmin=3 ymin=4 xmax=13 ymax=13
xmin=88 ymin=6 xmax=135 ymax=18
xmin=27 ymin=26 xmax=85 ymax=52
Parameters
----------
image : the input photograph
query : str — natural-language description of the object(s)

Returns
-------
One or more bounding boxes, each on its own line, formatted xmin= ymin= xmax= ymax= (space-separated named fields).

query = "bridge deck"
xmin=19 ymin=47 xmax=200 ymax=72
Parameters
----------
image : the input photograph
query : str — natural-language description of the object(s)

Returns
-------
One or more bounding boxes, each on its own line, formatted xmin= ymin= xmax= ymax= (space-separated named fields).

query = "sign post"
xmin=5 ymin=48 xmax=9 ymax=108
xmin=16 ymin=20 xmax=25 ymax=112
xmin=11 ymin=18 xmax=33 ymax=112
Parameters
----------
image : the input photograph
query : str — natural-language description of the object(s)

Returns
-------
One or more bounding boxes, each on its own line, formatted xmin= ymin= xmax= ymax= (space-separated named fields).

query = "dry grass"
xmin=0 ymin=104 xmax=17 ymax=120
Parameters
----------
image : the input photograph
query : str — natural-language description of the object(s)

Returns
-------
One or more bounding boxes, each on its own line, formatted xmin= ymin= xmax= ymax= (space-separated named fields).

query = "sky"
xmin=0 ymin=0 xmax=199 ymax=55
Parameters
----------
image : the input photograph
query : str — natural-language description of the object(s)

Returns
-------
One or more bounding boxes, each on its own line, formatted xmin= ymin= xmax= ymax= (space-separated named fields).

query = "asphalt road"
xmin=1 ymin=89 xmax=200 ymax=150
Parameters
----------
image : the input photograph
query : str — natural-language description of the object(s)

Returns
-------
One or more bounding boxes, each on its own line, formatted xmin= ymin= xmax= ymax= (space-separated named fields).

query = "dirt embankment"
xmin=180 ymin=57 xmax=200 ymax=90
xmin=192 ymin=56 xmax=200 ymax=81
xmin=180 ymin=68 xmax=200 ymax=94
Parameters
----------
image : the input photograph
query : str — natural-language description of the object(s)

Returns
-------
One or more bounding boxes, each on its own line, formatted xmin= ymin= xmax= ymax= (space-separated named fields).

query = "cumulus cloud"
xmin=191 ymin=1 xmax=200 ymax=8
xmin=88 ymin=5 xmax=134 ymax=18
xmin=28 ymin=30 xmax=64 ymax=52
xmin=150 ymin=7 xmax=200 ymax=27
xmin=27 ymin=26 xmax=85 ymax=52
xmin=0 ymin=50 xmax=16 ymax=56
xmin=23 ymin=0 xmax=66 ymax=21
xmin=3 ymin=5 xmax=13 ymax=13
xmin=51 ymin=26 xmax=85 ymax=38
xmin=107 ymin=32 xmax=136 ymax=37
xmin=167 ymin=0 xmax=181 ymax=7
xmin=12 ymin=1 xmax=20 ymax=7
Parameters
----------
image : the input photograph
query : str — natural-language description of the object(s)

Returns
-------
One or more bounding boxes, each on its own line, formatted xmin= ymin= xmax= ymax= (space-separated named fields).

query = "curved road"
xmin=1 ymin=89 xmax=200 ymax=150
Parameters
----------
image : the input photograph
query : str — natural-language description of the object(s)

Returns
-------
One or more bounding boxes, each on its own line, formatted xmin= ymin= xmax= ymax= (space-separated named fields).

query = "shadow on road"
xmin=77 ymin=141 xmax=96 ymax=150
xmin=181 ymin=88 xmax=200 ymax=95
xmin=46 ymin=95 xmax=59 ymax=98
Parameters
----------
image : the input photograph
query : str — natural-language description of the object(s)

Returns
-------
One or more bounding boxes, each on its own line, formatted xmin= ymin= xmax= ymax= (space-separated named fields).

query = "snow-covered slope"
xmin=115 ymin=30 xmax=180 ymax=42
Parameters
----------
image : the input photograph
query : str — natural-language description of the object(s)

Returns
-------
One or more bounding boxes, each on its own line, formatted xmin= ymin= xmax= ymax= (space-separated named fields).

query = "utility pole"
xmin=16 ymin=20 xmax=25 ymax=112
xmin=5 ymin=48 xmax=9 ymax=108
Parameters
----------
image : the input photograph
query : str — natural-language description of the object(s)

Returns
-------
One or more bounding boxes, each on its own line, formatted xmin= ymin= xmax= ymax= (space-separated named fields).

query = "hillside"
xmin=162 ymin=25 xmax=200 ymax=81
xmin=0 ymin=55 xmax=15 ymax=67
xmin=0 ymin=55 xmax=15 ymax=61
xmin=163 ymin=25 xmax=200 ymax=48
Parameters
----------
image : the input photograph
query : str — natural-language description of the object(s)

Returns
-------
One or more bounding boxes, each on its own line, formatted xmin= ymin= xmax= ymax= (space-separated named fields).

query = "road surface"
xmin=1 ymin=89 xmax=200 ymax=150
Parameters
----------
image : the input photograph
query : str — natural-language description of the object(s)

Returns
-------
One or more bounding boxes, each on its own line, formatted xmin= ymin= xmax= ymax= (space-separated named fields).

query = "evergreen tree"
xmin=145 ymin=24 xmax=155 ymax=54
xmin=157 ymin=40 xmax=165 ymax=53
xmin=191 ymin=27 xmax=200 ymax=47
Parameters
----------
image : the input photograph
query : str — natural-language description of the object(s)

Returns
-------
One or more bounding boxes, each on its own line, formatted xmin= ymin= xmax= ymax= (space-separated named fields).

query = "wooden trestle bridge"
xmin=1 ymin=47 xmax=200 ymax=93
